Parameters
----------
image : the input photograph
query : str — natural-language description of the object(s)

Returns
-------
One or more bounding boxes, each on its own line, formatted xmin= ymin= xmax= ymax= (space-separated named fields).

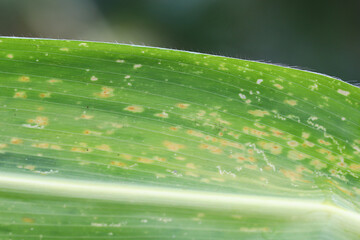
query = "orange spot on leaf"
xmin=163 ymin=141 xmax=185 ymax=151
xmin=124 ymin=105 xmax=144 ymax=113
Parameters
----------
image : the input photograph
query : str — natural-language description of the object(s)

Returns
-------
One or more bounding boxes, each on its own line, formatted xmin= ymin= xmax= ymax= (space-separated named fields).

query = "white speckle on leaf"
xmin=337 ymin=89 xmax=350 ymax=96
xmin=133 ymin=64 xmax=142 ymax=69
xmin=309 ymin=83 xmax=318 ymax=91
xmin=256 ymin=79 xmax=263 ymax=84
xmin=90 ymin=76 xmax=98 ymax=81
xmin=239 ymin=93 xmax=246 ymax=99
xmin=216 ymin=166 xmax=236 ymax=178
xmin=22 ymin=124 xmax=44 ymax=129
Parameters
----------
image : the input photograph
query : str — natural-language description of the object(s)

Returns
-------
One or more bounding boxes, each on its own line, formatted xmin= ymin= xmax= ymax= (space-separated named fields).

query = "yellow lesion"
xmin=124 ymin=105 xmax=144 ymax=113
xmin=169 ymin=126 xmax=179 ymax=131
xmin=280 ymin=169 xmax=302 ymax=182
xmin=302 ymin=132 xmax=310 ymax=139
xmin=216 ymin=118 xmax=231 ymax=125
xmin=248 ymin=110 xmax=269 ymax=117
xmin=350 ymin=164 xmax=360 ymax=171
xmin=229 ymin=153 xmax=256 ymax=163
xmin=244 ymin=164 xmax=257 ymax=170
xmin=110 ymin=122 xmax=123 ymax=129
xmin=95 ymin=144 xmax=111 ymax=152
xmin=270 ymin=128 xmax=286 ymax=138
xmin=310 ymin=159 xmax=327 ymax=170
xmin=71 ymin=147 xmax=92 ymax=153
xmin=239 ymin=227 xmax=270 ymax=233
xmin=302 ymin=141 xmax=315 ymax=148
xmin=186 ymin=163 xmax=196 ymax=169
xmin=154 ymin=112 xmax=169 ymax=118
xmin=47 ymin=79 xmax=62 ymax=84
xmin=95 ymin=87 xmax=114 ymax=98
xmin=318 ymin=139 xmax=331 ymax=145
xmin=186 ymin=130 xmax=204 ymax=138
xmin=220 ymin=139 xmax=244 ymax=149
xmin=204 ymin=135 xmax=218 ymax=142
xmin=163 ymin=141 xmax=185 ymax=151
xmin=83 ymin=130 xmax=102 ymax=136
xmin=243 ymin=127 xmax=269 ymax=137
xmin=39 ymin=92 xmax=51 ymax=98
xmin=176 ymin=103 xmax=190 ymax=109
xmin=80 ymin=114 xmax=94 ymax=120
xmin=327 ymin=180 xmax=353 ymax=196
xmin=120 ymin=154 xmax=133 ymax=160
xmin=287 ymin=140 xmax=299 ymax=147
xmin=154 ymin=156 xmax=166 ymax=162
xmin=0 ymin=144 xmax=8 ymax=149
xmin=274 ymin=83 xmax=284 ymax=90
xmin=287 ymin=150 xmax=309 ymax=160
xmin=196 ymin=110 xmax=206 ymax=117
xmin=50 ymin=145 xmax=62 ymax=150
xmin=14 ymin=91 xmax=27 ymax=99
xmin=32 ymin=143 xmax=49 ymax=149
xmin=199 ymin=143 xmax=222 ymax=154
xmin=22 ymin=217 xmax=35 ymax=223
xmin=10 ymin=138 xmax=23 ymax=144
xmin=138 ymin=157 xmax=154 ymax=164
xmin=296 ymin=165 xmax=313 ymax=174
xmin=24 ymin=165 xmax=35 ymax=171
xmin=28 ymin=116 xmax=49 ymax=126
xmin=325 ymin=154 xmax=338 ymax=161
xmin=110 ymin=161 xmax=127 ymax=167
xmin=337 ymin=162 xmax=347 ymax=168
xmin=83 ymin=130 xmax=91 ymax=135
xmin=317 ymin=148 xmax=331 ymax=155
xmin=284 ymin=99 xmax=297 ymax=106
xmin=18 ymin=76 xmax=30 ymax=82
xmin=258 ymin=141 xmax=282 ymax=155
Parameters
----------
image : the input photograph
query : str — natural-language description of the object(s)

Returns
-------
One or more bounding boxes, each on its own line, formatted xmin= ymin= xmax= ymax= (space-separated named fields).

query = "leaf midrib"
xmin=1 ymin=172 xmax=359 ymax=229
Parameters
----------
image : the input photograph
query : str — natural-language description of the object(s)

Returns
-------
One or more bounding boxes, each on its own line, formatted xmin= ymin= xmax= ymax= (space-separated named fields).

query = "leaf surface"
xmin=0 ymin=37 xmax=359 ymax=240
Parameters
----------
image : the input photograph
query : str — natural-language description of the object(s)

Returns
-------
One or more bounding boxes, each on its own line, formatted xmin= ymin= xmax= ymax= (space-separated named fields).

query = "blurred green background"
xmin=0 ymin=0 xmax=359 ymax=84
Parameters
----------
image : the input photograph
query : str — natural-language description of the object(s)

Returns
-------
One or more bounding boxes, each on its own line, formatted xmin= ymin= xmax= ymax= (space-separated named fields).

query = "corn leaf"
xmin=0 ymin=37 xmax=359 ymax=240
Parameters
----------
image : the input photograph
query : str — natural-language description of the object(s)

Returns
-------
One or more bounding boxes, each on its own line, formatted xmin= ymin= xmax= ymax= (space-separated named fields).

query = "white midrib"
xmin=1 ymin=172 xmax=360 ymax=232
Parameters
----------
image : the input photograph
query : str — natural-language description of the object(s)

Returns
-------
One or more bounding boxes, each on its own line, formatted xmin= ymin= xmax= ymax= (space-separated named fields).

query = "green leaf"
xmin=0 ymin=37 xmax=359 ymax=240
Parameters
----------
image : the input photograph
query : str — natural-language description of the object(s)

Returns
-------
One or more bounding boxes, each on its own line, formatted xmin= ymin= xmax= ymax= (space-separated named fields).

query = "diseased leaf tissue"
xmin=0 ymin=37 xmax=359 ymax=239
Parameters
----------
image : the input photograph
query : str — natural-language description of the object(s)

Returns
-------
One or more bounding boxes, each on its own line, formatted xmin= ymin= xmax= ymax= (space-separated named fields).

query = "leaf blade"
xmin=0 ymin=37 xmax=359 ymax=239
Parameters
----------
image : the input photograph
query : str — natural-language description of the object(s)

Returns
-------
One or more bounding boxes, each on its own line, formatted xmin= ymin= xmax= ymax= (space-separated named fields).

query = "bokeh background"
xmin=0 ymin=0 xmax=359 ymax=85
